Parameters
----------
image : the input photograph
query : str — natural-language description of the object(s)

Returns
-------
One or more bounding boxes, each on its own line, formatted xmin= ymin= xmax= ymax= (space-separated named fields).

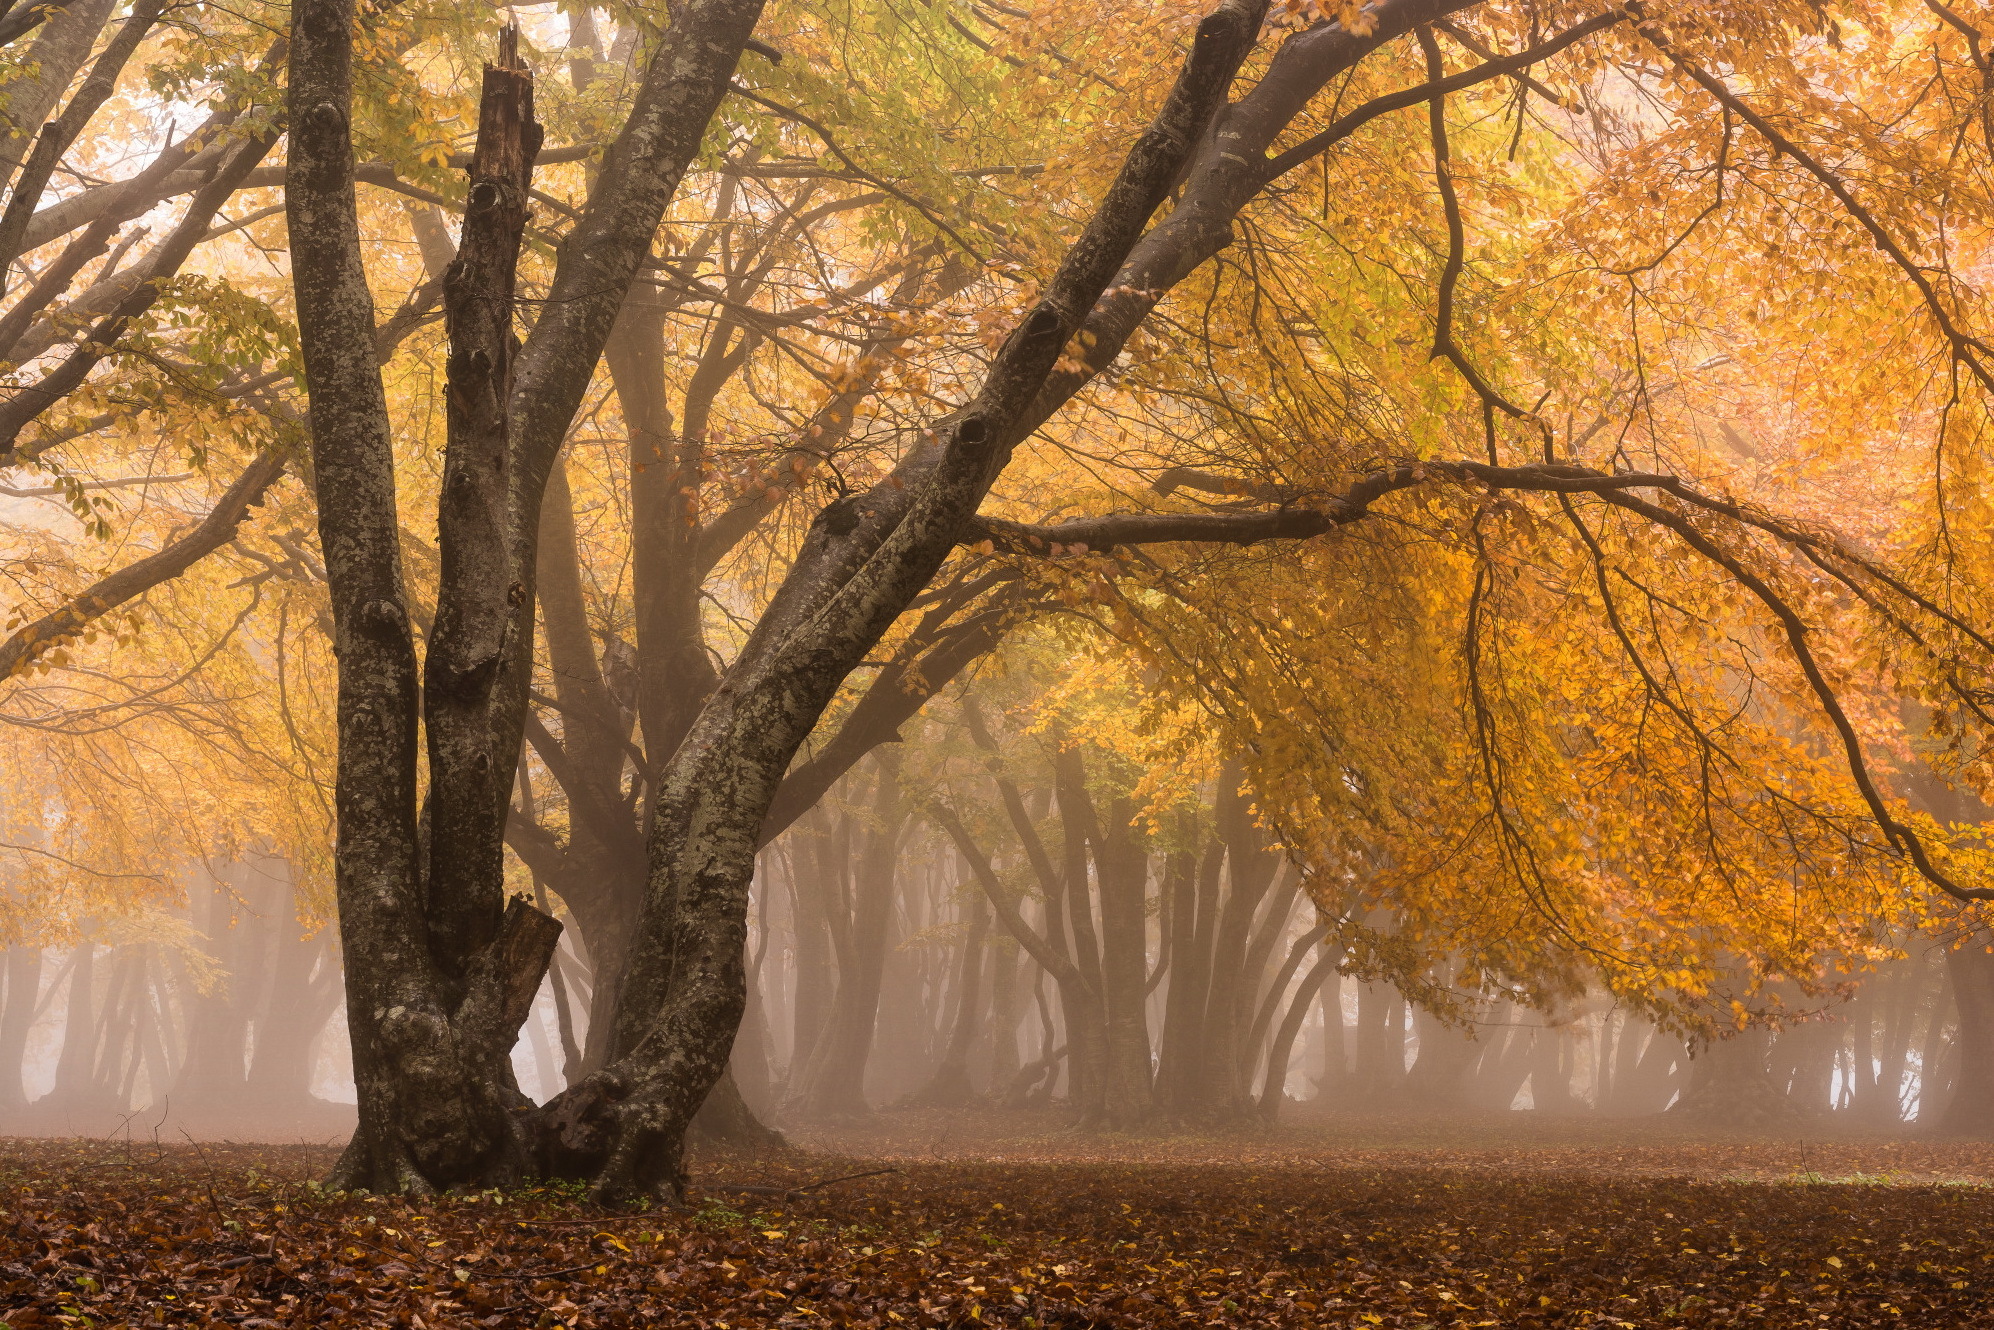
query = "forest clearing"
xmin=5 ymin=1113 xmax=1994 ymax=1329
xmin=12 ymin=0 xmax=1994 ymax=1324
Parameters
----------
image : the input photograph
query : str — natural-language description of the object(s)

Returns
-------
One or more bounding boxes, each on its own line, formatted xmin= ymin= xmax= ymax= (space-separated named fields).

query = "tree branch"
xmin=1260 ymin=10 xmax=1623 ymax=182
xmin=0 ymin=448 xmax=286 ymax=682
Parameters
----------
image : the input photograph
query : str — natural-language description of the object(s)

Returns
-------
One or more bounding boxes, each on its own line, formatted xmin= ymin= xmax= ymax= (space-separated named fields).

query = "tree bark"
xmin=290 ymin=16 xmax=561 ymax=1192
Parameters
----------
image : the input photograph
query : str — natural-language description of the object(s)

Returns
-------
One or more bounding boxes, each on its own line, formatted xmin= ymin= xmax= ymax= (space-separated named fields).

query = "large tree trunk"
xmin=0 ymin=0 xmax=116 ymax=188
xmin=290 ymin=22 xmax=565 ymax=1192
xmin=299 ymin=0 xmax=1286 ymax=1199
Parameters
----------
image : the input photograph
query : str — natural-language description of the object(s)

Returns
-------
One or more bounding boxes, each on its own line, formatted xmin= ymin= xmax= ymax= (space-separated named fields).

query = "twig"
xmin=705 ymin=1166 xmax=903 ymax=1198
xmin=485 ymin=1259 xmax=612 ymax=1281
xmin=513 ymin=1165 xmax=905 ymax=1227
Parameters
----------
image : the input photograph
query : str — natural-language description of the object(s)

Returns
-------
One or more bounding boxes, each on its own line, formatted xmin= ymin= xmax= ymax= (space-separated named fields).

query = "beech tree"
xmin=9 ymin=0 xmax=1994 ymax=1199
xmin=277 ymin=0 xmax=1994 ymax=1201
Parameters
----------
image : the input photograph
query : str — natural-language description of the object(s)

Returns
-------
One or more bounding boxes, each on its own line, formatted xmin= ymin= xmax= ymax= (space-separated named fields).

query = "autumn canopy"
xmin=0 ymin=0 xmax=1988 ymax=1232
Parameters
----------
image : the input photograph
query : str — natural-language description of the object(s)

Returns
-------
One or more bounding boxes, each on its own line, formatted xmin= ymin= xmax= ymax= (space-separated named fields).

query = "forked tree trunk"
xmin=298 ymin=0 xmax=1290 ymax=1199
xmin=290 ymin=21 xmax=566 ymax=1192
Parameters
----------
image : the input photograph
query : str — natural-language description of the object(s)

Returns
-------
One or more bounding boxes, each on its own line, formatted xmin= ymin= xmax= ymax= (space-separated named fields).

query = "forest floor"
xmin=1 ymin=1107 xmax=1991 ymax=1328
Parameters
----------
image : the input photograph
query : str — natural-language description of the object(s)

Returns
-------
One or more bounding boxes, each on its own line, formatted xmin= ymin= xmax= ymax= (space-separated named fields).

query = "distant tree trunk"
xmin=794 ymin=753 xmax=906 ymax=1117
xmin=689 ymin=1065 xmax=784 ymax=1146
xmin=1049 ymin=747 xmax=1110 ymax=1122
xmin=1096 ymin=798 xmax=1154 ymax=1128
xmin=787 ymin=806 xmax=841 ymax=1088
xmin=1402 ymin=1003 xmax=1481 ymax=1109
xmin=1674 ymin=1025 xmax=1798 ymax=1124
xmin=43 ymin=940 xmax=96 ymax=1110
xmin=1613 ymin=1018 xmax=1686 ymax=1114
xmin=1314 ymin=974 xmax=1347 ymax=1101
xmin=1257 ymin=944 xmax=1336 ymax=1121
xmin=1356 ymin=981 xmax=1408 ymax=1095
xmin=985 ymin=940 xmax=1023 ymax=1095
xmin=172 ymin=868 xmax=260 ymax=1110
xmin=0 ymin=947 xmax=40 ymax=1111
xmin=1915 ymin=959 xmax=1954 ymax=1125
xmin=1769 ymin=1018 xmax=1838 ymax=1113
xmin=1154 ymin=829 xmax=1216 ymax=1114
xmin=1524 ymin=1024 xmax=1579 ymax=1114
xmin=1241 ymin=919 xmax=1326 ymax=1099
xmin=1196 ymin=765 xmax=1278 ymax=1119
xmin=1871 ymin=959 xmax=1924 ymax=1123
xmin=1939 ymin=935 xmax=1994 ymax=1135
xmin=1464 ymin=1004 xmax=1533 ymax=1111
xmin=1847 ymin=980 xmax=1883 ymax=1119
xmin=905 ymin=892 xmax=990 ymax=1106
xmin=941 ymin=793 xmax=1108 ymax=1123
xmin=730 ymin=919 xmax=778 ymax=1120
xmin=134 ymin=960 xmax=175 ymax=1110
xmin=104 ymin=948 xmax=154 ymax=1110
xmin=243 ymin=932 xmax=344 ymax=1108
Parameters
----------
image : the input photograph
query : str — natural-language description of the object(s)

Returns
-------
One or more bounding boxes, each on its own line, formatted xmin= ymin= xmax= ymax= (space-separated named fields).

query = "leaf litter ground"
xmin=2 ymin=1108 xmax=1991 ymax=1328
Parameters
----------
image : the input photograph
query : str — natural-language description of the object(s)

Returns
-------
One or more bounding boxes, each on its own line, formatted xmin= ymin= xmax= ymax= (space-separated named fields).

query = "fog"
xmin=1 ymin=807 xmax=1976 ymax=1147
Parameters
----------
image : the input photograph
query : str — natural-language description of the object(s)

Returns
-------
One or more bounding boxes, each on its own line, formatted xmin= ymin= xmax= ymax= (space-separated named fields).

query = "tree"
xmin=12 ymin=0 xmax=1994 ymax=1197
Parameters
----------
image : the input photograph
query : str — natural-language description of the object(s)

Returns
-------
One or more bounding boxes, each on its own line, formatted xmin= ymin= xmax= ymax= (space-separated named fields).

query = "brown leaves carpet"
xmin=2 ymin=1110 xmax=1990 ymax=1327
